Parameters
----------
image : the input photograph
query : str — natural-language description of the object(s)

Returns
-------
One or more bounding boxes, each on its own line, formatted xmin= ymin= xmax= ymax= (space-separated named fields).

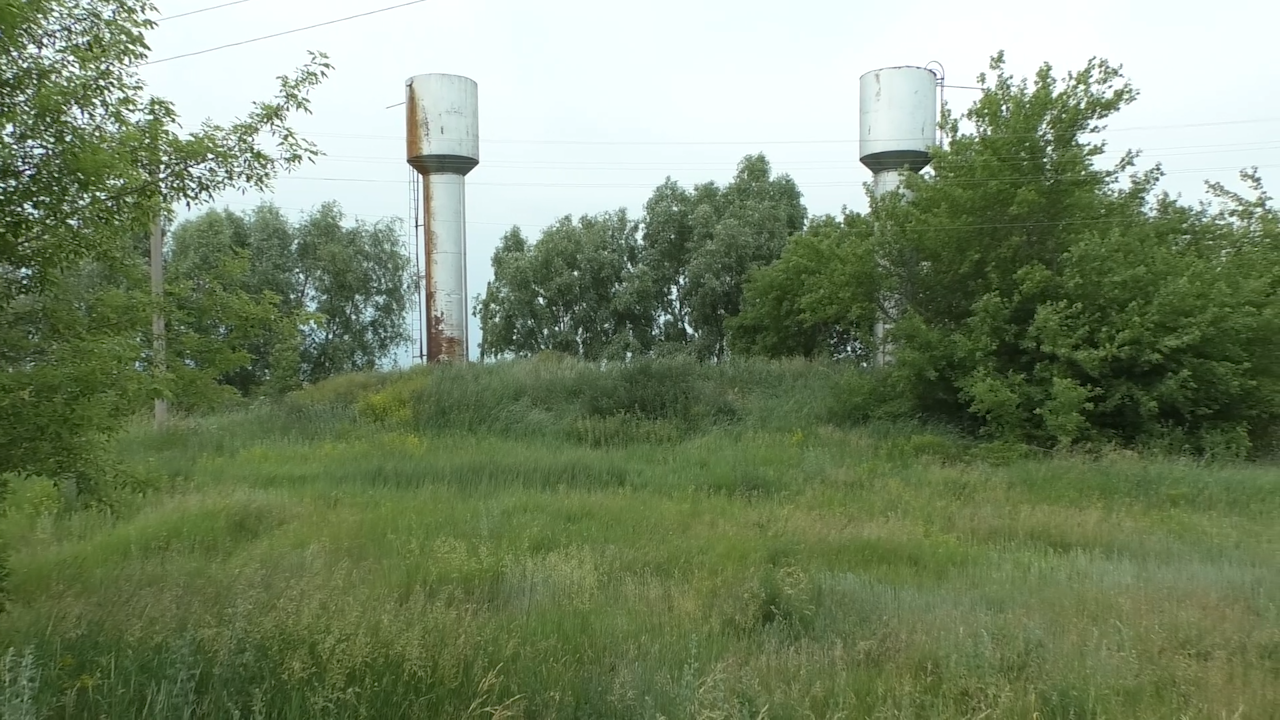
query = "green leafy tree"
xmin=473 ymin=227 xmax=542 ymax=358
xmin=0 ymin=250 xmax=152 ymax=499
xmin=880 ymin=52 xmax=1280 ymax=453
xmin=293 ymin=202 xmax=415 ymax=381
xmin=728 ymin=212 xmax=877 ymax=360
xmin=165 ymin=231 xmax=309 ymax=408
xmin=639 ymin=179 xmax=702 ymax=346
xmin=1 ymin=0 xmax=331 ymax=496
xmin=165 ymin=201 xmax=415 ymax=395
xmin=736 ymin=51 xmax=1280 ymax=455
xmin=477 ymin=154 xmax=806 ymax=362
xmin=645 ymin=154 xmax=807 ymax=359
xmin=476 ymin=210 xmax=651 ymax=361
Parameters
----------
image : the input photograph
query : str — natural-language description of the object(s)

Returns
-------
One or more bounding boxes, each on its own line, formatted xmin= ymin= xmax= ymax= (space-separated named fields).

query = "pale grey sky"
xmin=144 ymin=0 xmax=1278 ymax=363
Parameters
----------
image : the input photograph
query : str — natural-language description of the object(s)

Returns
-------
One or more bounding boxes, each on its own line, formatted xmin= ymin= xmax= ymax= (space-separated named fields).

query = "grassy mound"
xmin=1 ymin=358 xmax=1277 ymax=718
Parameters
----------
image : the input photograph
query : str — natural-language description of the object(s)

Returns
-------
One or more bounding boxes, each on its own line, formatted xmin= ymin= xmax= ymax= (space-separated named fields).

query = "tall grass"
xmin=2 ymin=358 xmax=1278 ymax=718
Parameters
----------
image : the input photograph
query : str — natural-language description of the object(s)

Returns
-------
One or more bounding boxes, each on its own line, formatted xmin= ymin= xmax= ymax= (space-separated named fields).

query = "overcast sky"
xmin=142 ymin=0 xmax=1277 ymax=363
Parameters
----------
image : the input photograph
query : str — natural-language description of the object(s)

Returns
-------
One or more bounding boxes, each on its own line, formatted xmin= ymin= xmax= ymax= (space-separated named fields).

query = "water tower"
xmin=406 ymin=73 xmax=479 ymax=363
xmin=859 ymin=65 xmax=939 ymax=198
xmin=858 ymin=65 xmax=939 ymax=366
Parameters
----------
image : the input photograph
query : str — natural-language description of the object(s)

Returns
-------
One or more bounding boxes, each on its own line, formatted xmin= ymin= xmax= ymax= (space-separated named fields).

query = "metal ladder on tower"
xmin=407 ymin=170 xmax=426 ymax=364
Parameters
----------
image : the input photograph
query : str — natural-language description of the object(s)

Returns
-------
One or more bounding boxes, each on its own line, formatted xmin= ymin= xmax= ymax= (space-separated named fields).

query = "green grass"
xmin=2 ymin=358 xmax=1278 ymax=718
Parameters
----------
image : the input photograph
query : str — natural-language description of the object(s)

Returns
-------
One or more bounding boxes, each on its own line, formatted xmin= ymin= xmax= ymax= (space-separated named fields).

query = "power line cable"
xmin=156 ymin=0 xmax=251 ymax=22
xmin=310 ymin=141 xmax=1280 ymax=170
xmin=202 ymin=152 xmax=1279 ymax=236
xmin=270 ymin=162 xmax=1280 ymax=189
xmin=198 ymin=200 xmax=1233 ymax=235
xmin=298 ymin=116 xmax=1280 ymax=147
xmin=213 ymin=160 xmax=1280 ymax=234
xmin=141 ymin=0 xmax=428 ymax=66
xmin=207 ymin=198 xmax=552 ymax=230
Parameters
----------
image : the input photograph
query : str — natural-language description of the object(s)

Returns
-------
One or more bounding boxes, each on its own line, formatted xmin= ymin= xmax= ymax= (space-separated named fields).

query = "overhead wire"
xmin=306 ymin=140 xmax=1280 ymax=171
xmin=136 ymin=6 xmax=1280 ymax=159
xmin=137 ymin=8 xmax=1278 ymax=235
xmin=212 ymin=198 xmax=540 ymax=229
xmin=296 ymin=116 xmax=1280 ymax=147
xmin=136 ymin=0 xmax=1280 ymax=175
xmin=200 ymin=202 xmax=1231 ymax=236
xmin=199 ymin=147 xmax=1278 ymax=241
xmin=155 ymin=0 xmax=251 ymax=22
xmin=140 ymin=0 xmax=428 ymax=65
xmin=270 ymin=162 xmax=1280 ymax=190
xmin=210 ymin=153 xmax=1277 ymax=236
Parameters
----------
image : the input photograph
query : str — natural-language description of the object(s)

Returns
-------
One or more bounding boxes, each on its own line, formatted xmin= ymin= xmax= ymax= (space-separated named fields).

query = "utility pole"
xmin=150 ymin=215 xmax=167 ymax=427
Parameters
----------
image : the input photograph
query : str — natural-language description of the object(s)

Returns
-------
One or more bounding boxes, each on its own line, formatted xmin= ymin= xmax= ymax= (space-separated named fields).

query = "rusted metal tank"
xmin=406 ymin=73 xmax=479 ymax=363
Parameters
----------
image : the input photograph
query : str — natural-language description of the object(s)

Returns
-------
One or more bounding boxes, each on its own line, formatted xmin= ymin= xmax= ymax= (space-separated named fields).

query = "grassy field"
xmin=2 ymin=358 xmax=1278 ymax=719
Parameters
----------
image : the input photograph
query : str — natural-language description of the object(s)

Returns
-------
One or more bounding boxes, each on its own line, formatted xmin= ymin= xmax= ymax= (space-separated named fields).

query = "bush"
xmin=823 ymin=367 xmax=916 ymax=427
xmin=579 ymin=357 xmax=738 ymax=428
xmin=730 ymin=55 xmax=1280 ymax=458
xmin=356 ymin=385 xmax=415 ymax=426
xmin=271 ymin=358 xmax=859 ymax=448
xmin=723 ymin=565 xmax=818 ymax=637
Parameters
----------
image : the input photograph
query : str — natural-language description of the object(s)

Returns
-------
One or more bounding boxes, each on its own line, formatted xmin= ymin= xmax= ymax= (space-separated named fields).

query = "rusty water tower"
xmin=406 ymin=73 xmax=479 ymax=363
xmin=858 ymin=65 xmax=940 ymax=366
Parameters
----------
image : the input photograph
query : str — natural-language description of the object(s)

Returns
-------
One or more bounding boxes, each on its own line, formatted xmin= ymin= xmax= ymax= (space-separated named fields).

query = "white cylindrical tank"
xmin=405 ymin=73 xmax=479 ymax=363
xmin=859 ymin=66 xmax=938 ymax=176
xmin=406 ymin=73 xmax=479 ymax=176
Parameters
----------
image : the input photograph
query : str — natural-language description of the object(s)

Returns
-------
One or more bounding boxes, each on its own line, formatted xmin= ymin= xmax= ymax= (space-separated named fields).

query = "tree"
xmin=639 ymin=179 xmax=697 ymax=345
xmin=734 ymin=52 xmax=1280 ymax=455
xmin=293 ymin=202 xmax=415 ymax=382
xmin=164 ymin=225 xmax=308 ymax=408
xmin=877 ymin=51 xmax=1264 ymax=451
xmin=728 ymin=213 xmax=876 ymax=360
xmin=476 ymin=154 xmax=807 ymax=361
xmin=645 ymin=154 xmax=807 ymax=359
xmin=476 ymin=210 xmax=651 ymax=361
xmin=1 ymin=0 xmax=331 ymax=495
xmin=164 ymin=201 xmax=415 ymax=397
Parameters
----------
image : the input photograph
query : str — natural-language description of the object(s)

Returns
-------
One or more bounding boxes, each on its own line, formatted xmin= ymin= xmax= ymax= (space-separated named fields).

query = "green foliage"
xmin=165 ymin=238 xmax=307 ymax=411
xmin=0 ymin=260 xmax=151 ymax=499
xmin=3 ymin=358 xmax=1278 ymax=717
xmin=166 ymin=201 xmax=415 ymax=401
xmin=884 ymin=54 xmax=1280 ymax=454
xmin=0 ymin=0 xmax=330 ymax=503
xmin=577 ymin=357 xmax=738 ymax=428
xmin=729 ymin=213 xmax=877 ymax=360
xmin=733 ymin=52 xmax=1280 ymax=456
xmin=293 ymin=202 xmax=416 ymax=381
xmin=355 ymin=384 xmax=415 ymax=426
xmin=272 ymin=358 xmax=854 ymax=449
xmin=726 ymin=564 xmax=818 ymax=636
xmin=678 ymin=155 xmax=809 ymax=359
xmin=477 ymin=154 xmax=807 ymax=361
xmin=476 ymin=210 xmax=651 ymax=361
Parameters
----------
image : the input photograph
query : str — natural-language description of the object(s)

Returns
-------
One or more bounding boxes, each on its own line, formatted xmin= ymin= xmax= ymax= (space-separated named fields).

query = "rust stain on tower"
xmin=422 ymin=175 xmax=449 ymax=363
xmin=405 ymin=86 xmax=424 ymax=161
xmin=428 ymin=312 xmax=464 ymax=362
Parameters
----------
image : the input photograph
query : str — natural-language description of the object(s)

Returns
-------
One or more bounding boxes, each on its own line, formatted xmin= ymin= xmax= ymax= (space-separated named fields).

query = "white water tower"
xmin=859 ymin=65 xmax=939 ymax=198
xmin=858 ymin=65 xmax=939 ymax=366
xmin=406 ymin=73 xmax=479 ymax=363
